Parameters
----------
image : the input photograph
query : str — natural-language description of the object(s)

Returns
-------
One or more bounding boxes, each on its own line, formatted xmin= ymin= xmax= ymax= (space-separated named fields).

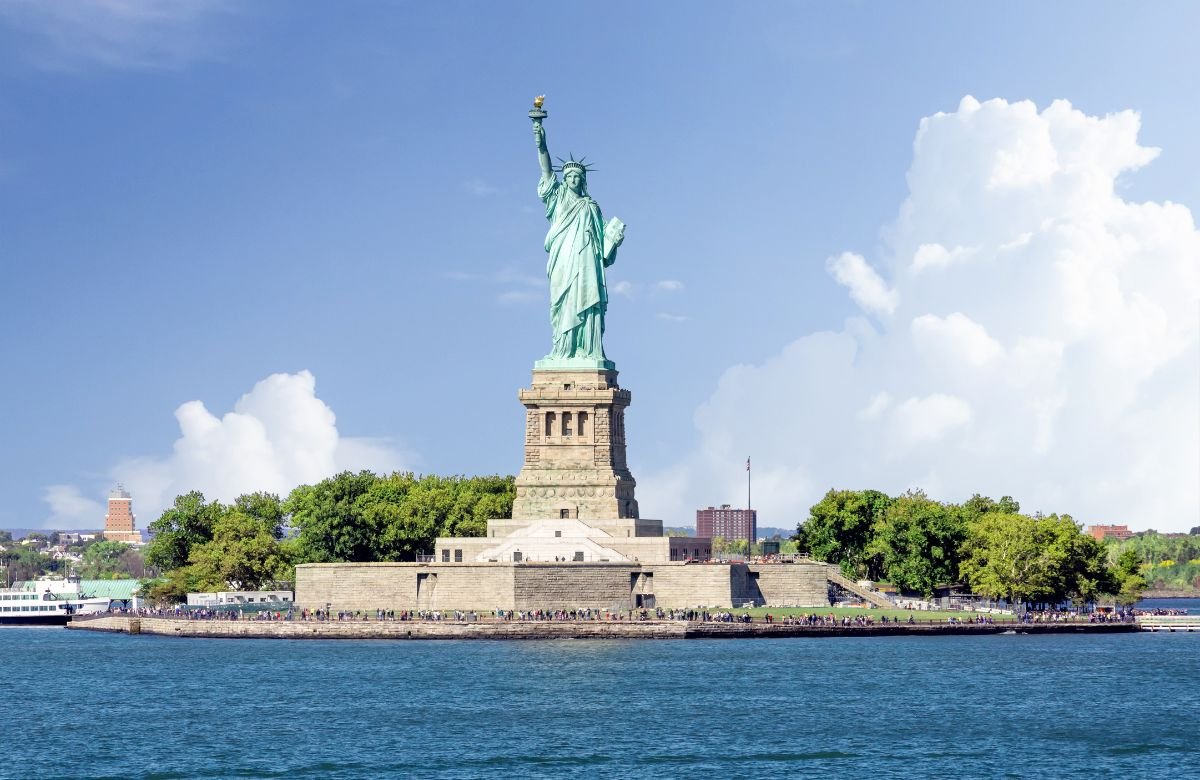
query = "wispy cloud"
xmin=463 ymin=178 xmax=497 ymax=196
xmin=656 ymin=312 xmax=689 ymax=322
xmin=610 ymin=279 xmax=685 ymax=299
xmin=611 ymin=280 xmax=635 ymax=298
xmin=446 ymin=265 xmax=544 ymax=305
xmin=0 ymin=0 xmax=238 ymax=71
xmin=498 ymin=290 xmax=541 ymax=305
xmin=445 ymin=267 xmax=541 ymax=287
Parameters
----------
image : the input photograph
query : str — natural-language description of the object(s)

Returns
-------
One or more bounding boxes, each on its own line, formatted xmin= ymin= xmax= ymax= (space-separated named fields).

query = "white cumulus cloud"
xmin=88 ymin=371 xmax=410 ymax=523
xmin=912 ymin=243 xmax=976 ymax=272
xmin=827 ymin=251 xmax=898 ymax=316
xmin=42 ymin=485 xmax=105 ymax=529
xmin=640 ymin=97 xmax=1200 ymax=532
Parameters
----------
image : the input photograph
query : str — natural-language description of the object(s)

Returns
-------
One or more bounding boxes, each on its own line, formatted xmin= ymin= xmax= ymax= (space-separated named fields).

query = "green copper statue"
xmin=530 ymin=96 xmax=625 ymax=369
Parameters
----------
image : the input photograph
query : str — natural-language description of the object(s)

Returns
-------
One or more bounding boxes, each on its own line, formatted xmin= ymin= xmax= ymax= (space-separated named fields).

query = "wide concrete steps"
xmin=825 ymin=569 xmax=894 ymax=608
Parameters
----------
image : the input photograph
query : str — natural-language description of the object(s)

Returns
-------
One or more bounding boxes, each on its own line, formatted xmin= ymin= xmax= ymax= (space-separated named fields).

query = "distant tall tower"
xmin=103 ymin=485 xmax=142 ymax=544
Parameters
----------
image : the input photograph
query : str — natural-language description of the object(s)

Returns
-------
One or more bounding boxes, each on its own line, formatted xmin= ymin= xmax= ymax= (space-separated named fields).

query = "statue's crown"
xmin=553 ymin=154 xmax=595 ymax=175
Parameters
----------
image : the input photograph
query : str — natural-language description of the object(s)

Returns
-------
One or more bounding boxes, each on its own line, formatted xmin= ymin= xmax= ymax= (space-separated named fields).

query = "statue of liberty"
xmin=530 ymin=97 xmax=625 ymax=368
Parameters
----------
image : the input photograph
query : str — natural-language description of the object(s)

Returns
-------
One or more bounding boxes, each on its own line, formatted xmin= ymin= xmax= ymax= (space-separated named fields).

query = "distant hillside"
xmin=0 ymin=525 xmax=148 ymax=537
xmin=2 ymin=528 xmax=107 ymax=539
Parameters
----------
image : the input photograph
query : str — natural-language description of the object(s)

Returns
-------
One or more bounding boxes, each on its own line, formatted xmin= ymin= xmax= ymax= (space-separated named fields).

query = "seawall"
xmin=67 ymin=615 xmax=1138 ymax=640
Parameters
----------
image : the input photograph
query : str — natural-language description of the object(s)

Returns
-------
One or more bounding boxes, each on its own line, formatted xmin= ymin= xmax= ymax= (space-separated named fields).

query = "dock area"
xmin=1137 ymin=615 xmax=1200 ymax=632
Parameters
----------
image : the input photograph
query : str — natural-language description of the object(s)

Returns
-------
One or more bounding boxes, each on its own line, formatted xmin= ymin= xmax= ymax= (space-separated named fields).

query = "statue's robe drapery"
xmin=539 ymin=173 xmax=614 ymax=360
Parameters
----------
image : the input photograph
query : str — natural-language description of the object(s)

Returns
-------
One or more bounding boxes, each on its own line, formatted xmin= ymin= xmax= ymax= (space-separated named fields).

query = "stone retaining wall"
xmin=748 ymin=564 xmax=830 ymax=607
xmin=68 ymin=615 xmax=1139 ymax=640
xmin=296 ymin=561 xmax=852 ymax=612
xmin=69 ymin=615 xmax=686 ymax=640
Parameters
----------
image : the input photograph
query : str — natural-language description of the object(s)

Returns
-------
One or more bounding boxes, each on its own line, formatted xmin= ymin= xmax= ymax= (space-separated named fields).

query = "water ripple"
xmin=4 ymin=629 xmax=1198 ymax=779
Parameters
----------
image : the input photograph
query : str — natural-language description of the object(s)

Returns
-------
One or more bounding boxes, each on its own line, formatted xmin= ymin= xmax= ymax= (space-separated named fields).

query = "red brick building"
xmin=1086 ymin=524 xmax=1133 ymax=541
xmin=103 ymin=485 xmax=142 ymax=544
xmin=696 ymin=504 xmax=757 ymax=542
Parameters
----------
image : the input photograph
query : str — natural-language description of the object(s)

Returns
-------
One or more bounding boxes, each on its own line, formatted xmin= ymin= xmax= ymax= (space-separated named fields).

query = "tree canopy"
xmin=285 ymin=471 xmax=514 ymax=564
xmin=139 ymin=471 xmax=515 ymax=603
xmin=794 ymin=489 xmax=891 ymax=580
xmin=795 ymin=488 xmax=1136 ymax=604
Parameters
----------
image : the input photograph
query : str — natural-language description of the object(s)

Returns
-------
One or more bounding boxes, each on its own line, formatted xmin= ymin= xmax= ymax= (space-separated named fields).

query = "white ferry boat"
xmin=0 ymin=576 xmax=112 ymax=626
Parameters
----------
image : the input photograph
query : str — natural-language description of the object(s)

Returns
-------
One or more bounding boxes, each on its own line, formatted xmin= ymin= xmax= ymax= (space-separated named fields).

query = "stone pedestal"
xmin=511 ymin=368 xmax=640 ymax=521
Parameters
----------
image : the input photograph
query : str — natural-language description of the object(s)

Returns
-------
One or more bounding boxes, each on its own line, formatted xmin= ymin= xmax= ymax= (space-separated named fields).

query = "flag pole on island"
xmin=747 ymin=456 xmax=752 ymax=567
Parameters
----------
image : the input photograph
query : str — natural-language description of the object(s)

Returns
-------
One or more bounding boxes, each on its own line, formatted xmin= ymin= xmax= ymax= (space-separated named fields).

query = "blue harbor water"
xmin=5 ymin=613 xmax=1198 ymax=779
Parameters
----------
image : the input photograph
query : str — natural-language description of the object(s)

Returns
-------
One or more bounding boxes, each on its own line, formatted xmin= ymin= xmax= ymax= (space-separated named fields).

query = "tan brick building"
xmin=103 ymin=485 xmax=142 ymax=544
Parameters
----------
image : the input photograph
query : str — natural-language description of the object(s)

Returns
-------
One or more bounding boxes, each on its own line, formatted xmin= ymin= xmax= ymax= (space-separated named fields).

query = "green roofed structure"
xmin=14 ymin=578 xmax=140 ymax=606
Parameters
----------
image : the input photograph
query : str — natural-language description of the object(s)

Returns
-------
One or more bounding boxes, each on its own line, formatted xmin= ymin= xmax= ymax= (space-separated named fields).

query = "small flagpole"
xmin=746 ymin=456 xmax=752 ymax=564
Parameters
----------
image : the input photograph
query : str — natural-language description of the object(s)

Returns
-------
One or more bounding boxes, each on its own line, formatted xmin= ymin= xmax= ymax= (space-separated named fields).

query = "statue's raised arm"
xmin=534 ymin=119 xmax=553 ymax=181
xmin=531 ymin=96 xmax=553 ymax=181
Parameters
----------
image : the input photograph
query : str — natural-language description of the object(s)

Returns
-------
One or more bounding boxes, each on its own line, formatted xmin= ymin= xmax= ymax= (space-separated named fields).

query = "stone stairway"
xmin=825 ymin=568 xmax=894 ymax=608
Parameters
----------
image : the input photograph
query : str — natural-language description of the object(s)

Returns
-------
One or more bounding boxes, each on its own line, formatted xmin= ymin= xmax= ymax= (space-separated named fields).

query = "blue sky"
xmin=1 ymin=1 xmax=1197 ymax=532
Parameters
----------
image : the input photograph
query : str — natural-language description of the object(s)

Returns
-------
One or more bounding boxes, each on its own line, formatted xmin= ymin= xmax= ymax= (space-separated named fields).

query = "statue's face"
xmin=564 ymin=170 xmax=584 ymax=194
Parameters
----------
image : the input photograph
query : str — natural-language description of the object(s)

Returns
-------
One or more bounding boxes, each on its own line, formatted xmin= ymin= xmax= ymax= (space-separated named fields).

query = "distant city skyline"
xmin=1 ymin=3 xmax=1197 ymax=532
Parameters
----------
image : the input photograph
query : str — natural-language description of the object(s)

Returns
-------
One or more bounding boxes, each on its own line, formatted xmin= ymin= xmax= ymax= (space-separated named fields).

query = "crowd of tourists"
xmin=1018 ymin=609 xmax=1135 ymax=623
xmin=98 ymin=606 xmax=247 ymax=621
xmin=88 ymin=603 xmax=1148 ymax=625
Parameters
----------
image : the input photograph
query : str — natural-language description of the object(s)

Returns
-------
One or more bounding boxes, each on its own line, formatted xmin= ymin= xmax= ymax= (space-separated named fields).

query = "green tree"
xmin=867 ymin=490 xmax=967 ymax=597
xmin=1045 ymin=515 xmax=1116 ymax=604
xmin=79 ymin=540 xmax=134 ymax=578
xmin=961 ymin=494 xmax=1020 ymax=522
xmin=961 ymin=511 xmax=1118 ymax=607
xmin=1113 ymin=548 xmax=1147 ymax=606
xmin=233 ymin=492 xmax=284 ymax=537
xmin=144 ymin=491 xmax=224 ymax=572
xmin=795 ymin=489 xmax=891 ymax=579
xmin=285 ymin=471 xmax=381 ymax=563
xmin=286 ymin=471 xmax=514 ymax=564
xmin=139 ymin=568 xmax=202 ymax=607
xmin=364 ymin=472 xmax=426 ymax=561
xmin=374 ymin=473 xmax=513 ymax=560
xmin=960 ymin=512 xmax=1056 ymax=605
xmin=187 ymin=509 xmax=290 ymax=590
xmin=2 ymin=546 xmax=55 ymax=581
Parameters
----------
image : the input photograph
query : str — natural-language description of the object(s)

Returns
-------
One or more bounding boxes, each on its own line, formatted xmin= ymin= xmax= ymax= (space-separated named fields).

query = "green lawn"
xmin=725 ymin=606 xmax=1019 ymax=623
